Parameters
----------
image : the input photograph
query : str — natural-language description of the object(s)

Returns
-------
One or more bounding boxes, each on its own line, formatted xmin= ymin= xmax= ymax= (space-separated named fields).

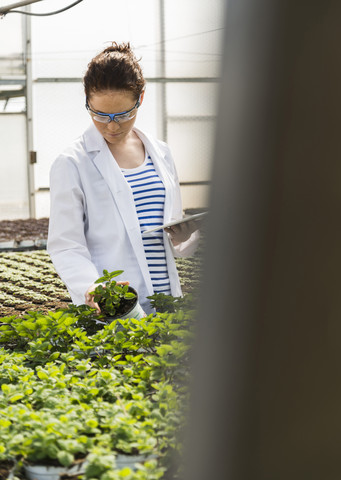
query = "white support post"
xmin=24 ymin=5 xmax=36 ymax=218
xmin=156 ymin=0 xmax=167 ymax=142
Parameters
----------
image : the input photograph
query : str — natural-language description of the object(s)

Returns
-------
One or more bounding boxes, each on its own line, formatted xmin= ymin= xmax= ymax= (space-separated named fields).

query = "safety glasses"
xmin=85 ymin=94 xmax=142 ymax=124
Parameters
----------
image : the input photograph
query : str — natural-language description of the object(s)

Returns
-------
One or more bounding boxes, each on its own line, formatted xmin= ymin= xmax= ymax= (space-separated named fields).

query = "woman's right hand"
xmin=84 ymin=280 xmax=130 ymax=314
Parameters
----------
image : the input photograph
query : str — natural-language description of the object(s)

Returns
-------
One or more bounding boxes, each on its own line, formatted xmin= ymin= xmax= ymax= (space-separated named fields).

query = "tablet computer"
xmin=142 ymin=211 xmax=208 ymax=235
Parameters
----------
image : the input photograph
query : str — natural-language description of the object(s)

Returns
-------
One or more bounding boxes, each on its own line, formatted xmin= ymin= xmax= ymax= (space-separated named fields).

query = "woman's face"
xmin=87 ymin=90 xmax=143 ymax=146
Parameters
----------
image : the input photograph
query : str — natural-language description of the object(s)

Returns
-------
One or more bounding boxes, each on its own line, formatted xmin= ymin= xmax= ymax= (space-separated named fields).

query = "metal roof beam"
xmin=0 ymin=0 xmax=43 ymax=15
xmin=0 ymin=88 xmax=25 ymax=100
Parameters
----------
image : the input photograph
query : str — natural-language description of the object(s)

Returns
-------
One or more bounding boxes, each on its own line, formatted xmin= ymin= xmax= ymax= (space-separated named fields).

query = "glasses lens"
xmin=92 ymin=114 xmax=111 ymax=124
xmin=115 ymin=112 xmax=137 ymax=124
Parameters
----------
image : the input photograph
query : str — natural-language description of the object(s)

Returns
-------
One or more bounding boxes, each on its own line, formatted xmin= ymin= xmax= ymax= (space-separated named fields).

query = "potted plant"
xmin=0 ymin=423 xmax=19 ymax=480
xmin=83 ymin=447 xmax=164 ymax=479
xmin=90 ymin=399 xmax=159 ymax=471
xmin=90 ymin=270 xmax=146 ymax=321
xmin=0 ymin=405 xmax=96 ymax=480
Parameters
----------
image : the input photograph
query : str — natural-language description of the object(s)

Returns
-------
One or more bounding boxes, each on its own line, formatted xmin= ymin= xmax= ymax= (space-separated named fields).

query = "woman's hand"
xmin=85 ymin=280 xmax=129 ymax=314
xmin=85 ymin=283 xmax=101 ymax=313
xmin=164 ymin=220 xmax=200 ymax=246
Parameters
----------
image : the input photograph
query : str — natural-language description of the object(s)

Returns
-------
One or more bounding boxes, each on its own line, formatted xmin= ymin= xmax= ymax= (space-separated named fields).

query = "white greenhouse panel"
xmin=35 ymin=190 xmax=49 ymax=219
xmin=31 ymin=0 xmax=161 ymax=79
xmin=0 ymin=114 xmax=29 ymax=219
xmin=168 ymin=118 xmax=214 ymax=211
xmin=0 ymin=8 xmax=23 ymax=57
xmin=167 ymin=82 xmax=219 ymax=117
xmin=168 ymin=118 xmax=215 ymax=182
xmin=181 ymin=184 xmax=210 ymax=210
xmin=32 ymin=82 xmax=90 ymax=189
xmin=164 ymin=0 xmax=225 ymax=78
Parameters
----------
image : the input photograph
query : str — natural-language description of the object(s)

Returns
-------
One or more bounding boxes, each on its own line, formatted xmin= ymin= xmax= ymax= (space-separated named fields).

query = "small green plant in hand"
xmin=90 ymin=270 xmax=136 ymax=317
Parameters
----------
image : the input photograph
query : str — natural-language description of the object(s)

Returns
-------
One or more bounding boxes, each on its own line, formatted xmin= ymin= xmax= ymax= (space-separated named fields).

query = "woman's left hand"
xmin=165 ymin=220 xmax=200 ymax=246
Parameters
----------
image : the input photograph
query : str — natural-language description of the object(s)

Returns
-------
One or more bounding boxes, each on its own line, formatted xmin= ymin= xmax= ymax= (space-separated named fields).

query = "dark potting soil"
xmin=0 ymin=217 xmax=49 ymax=242
xmin=0 ymin=461 xmax=14 ymax=480
xmin=98 ymin=287 xmax=137 ymax=318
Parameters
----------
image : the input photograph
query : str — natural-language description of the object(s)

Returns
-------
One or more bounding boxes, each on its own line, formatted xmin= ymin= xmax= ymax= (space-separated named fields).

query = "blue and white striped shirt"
xmin=121 ymin=154 xmax=171 ymax=295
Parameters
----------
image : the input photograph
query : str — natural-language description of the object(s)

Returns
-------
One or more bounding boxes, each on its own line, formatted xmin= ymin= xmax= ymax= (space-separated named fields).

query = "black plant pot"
xmin=98 ymin=286 xmax=146 ymax=323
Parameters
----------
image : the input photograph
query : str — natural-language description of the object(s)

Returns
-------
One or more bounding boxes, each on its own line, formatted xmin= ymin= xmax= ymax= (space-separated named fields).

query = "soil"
xmin=0 ymin=461 xmax=14 ymax=480
xmin=0 ymin=217 xmax=49 ymax=242
xmin=0 ymin=300 xmax=71 ymax=318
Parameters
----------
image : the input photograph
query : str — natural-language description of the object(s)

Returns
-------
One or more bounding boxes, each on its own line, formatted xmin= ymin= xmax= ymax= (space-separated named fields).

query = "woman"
xmin=47 ymin=42 xmax=200 ymax=314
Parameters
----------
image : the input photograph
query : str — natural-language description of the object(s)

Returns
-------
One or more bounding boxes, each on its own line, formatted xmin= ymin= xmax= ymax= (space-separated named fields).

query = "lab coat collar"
xmin=83 ymin=123 xmax=105 ymax=152
xmin=82 ymin=124 xmax=170 ymax=195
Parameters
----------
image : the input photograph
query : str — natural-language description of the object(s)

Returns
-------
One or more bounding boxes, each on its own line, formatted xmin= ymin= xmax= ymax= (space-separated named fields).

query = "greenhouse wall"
xmin=0 ymin=0 xmax=224 ymax=219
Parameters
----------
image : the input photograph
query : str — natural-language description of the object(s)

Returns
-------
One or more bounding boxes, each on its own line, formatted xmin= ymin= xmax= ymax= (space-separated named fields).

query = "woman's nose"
xmin=107 ymin=120 xmax=120 ymax=131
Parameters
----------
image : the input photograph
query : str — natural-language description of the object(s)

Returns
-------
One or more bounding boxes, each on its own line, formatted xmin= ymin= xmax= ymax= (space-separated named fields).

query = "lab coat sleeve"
xmin=47 ymin=155 xmax=100 ymax=304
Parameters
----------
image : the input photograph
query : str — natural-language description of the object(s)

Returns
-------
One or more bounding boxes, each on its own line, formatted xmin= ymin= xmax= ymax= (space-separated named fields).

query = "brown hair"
xmin=83 ymin=42 xmax=145 ymax=100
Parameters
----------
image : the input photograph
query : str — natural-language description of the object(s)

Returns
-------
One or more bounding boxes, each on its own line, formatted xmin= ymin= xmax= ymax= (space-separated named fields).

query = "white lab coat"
xmin=47 ymin=123 xmax=199 ymax=313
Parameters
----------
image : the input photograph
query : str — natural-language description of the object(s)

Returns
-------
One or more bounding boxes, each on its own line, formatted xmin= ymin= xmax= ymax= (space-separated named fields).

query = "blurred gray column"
xmin=186 ymin=1 xmax=341 ymax=479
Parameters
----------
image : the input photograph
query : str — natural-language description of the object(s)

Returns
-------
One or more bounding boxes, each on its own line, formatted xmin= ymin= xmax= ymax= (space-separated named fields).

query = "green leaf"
xmin=22 ymin=321 xmax=37 ymax=331
xmin=0 ymin=419 xmax=11 ymax=427
xmin=37 ymin=370 xmax=49 ymax=380
xmin=132 ymin=354 xmax=144 ymax=363
xmin=120 ymin=467 xmax=133 ymax=477
xmin=156 ymin=345 xmax=173 ymax=357
xmin=1 ymin=384 xmax=10 ymax=393
xmin=49 ymin=352 xmax=60 ymax=360
xmin=57 ymin=450 xmax=74 ymax=467
xmin=109 ymin=270 xmax=124 ymax=278
xmin=88 ymin=388 xmax=99 ymax=396
xmin=9 ymin=393 xmax=25 ymax=403
xmin=124 ymin=292 xmax=136 ymax=299
xmin=86 ymin=419 xmax=99 ymax=428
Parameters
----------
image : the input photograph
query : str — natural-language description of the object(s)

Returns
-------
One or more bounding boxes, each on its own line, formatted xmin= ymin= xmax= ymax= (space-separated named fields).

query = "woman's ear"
xmin=139 ymin=90 xmax=145 ymax=105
